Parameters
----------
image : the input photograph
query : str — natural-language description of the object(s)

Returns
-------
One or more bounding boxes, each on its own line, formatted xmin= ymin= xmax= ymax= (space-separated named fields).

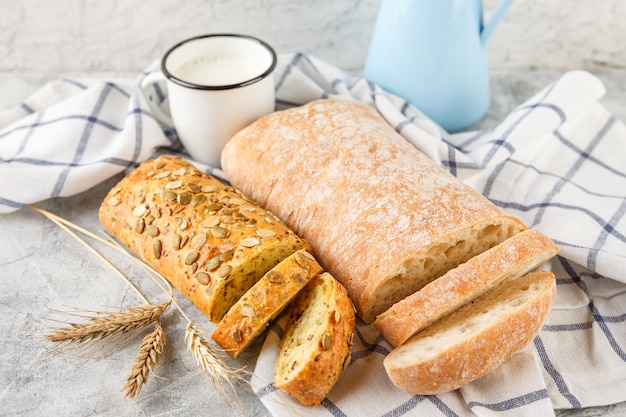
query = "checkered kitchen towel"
xmin=2 ymin=53 xmax=626 ymax=416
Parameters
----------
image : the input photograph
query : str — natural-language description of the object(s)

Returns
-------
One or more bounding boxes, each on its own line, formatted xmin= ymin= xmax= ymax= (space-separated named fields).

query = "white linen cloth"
xmin=2 ymin=53 xmax=626 ymax=417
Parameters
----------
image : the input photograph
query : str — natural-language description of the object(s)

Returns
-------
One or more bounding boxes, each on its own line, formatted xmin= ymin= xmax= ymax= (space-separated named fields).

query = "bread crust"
xmin=212 ymin=249 xmax=323 ymax=357
xmin=274 ymin=272 xmax=356 ymax=406
xmin=99 ymin=155 xmax=309 ymax=323
xmin=383 ymin=271 xmax=556 ymax=395
xmin=221 ymin=99 xmax=526 ymax=323
xmin=375 ymin=229 xmax=559 ymax=346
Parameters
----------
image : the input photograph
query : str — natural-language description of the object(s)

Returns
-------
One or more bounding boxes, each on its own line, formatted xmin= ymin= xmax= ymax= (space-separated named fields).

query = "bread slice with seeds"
xmin=212 ymin=249 xmax=323 ymax=358
xmin=384 ymin=271 xmax=556 ymax=395
xmin=99 ymin=155 xmax=310 ymax=323
xmin=274 ymin=272 xmax=356 ymax=406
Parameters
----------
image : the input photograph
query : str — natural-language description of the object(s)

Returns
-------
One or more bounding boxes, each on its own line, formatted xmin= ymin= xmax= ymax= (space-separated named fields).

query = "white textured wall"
xmin=486 ymin=0 xmax=626 ymax=69
xmin=1 ymin=0 xmax=625 ymax=73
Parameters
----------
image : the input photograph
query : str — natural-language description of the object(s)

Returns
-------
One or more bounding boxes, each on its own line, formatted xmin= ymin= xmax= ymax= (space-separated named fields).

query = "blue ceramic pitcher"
xmin=364 ymin=0 xmax=515 ymax=132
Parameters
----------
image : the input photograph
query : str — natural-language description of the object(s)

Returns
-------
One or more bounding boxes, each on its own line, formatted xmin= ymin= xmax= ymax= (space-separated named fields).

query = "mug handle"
xmin=139 ymin=71 xmax=174 ymax=127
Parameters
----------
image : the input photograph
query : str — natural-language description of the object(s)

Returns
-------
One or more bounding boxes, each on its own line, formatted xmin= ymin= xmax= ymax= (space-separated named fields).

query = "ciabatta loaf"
xmin=212 ymin=249 xmax=323 ymax=357
xmin=383 ymin=271 xmax=556 ymax=395
xmin=275 ymin=272 xmax=356 ymax=406
xmin=221 ymin=98 xmax=526 ymax=323
xmin=375 ymin=228 xmax=559 ymax=346
xmin=99 ymin=155 xmax=310 ymax=323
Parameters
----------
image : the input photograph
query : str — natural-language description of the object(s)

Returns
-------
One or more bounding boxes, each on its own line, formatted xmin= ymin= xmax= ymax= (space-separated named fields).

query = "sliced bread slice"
xmin=274 ymin=272 xmax=356 ymax=406
xmin=374 ymin=228 xmax=559 ymax=346
xmin=212 ymin=249 xmax=322 ymax=358
xmin=383 ymin=271 xmax=556 ymax=395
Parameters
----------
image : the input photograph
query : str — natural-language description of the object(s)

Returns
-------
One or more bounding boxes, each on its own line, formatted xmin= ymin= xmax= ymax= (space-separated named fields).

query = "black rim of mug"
xmin=161 ymin=33 xmax=277 ymax=90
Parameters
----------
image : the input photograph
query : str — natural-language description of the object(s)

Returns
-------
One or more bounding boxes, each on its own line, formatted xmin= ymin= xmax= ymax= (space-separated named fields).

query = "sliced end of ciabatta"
xmin=374 ymin=229 xmax=559 ymax=346
xmin=212 ymin=250 xmax=323 ymax=358
xmin=274 ymin=272 xmax=356 ymax=406
xmin=359 ymin=215 xmax=527 ymax=323
xmin=383 ymin=271 xmax=556 ymax=395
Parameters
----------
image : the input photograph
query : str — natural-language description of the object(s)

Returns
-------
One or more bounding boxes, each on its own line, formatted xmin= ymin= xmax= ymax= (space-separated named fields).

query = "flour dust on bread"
xmin=384 ymin=271 xmax=556 ymax=395
xmin=99 ymin=155 xmax=310 ymax=323
xmin=221 ymin=98 xmax=526 ymax=323
xmin=212 ymin=249 xmax=323 ymax=358
xmin=375 ymin=228 xmax=560 ymax=346
xmin=275 ymin=272 xmax=356 ymax=406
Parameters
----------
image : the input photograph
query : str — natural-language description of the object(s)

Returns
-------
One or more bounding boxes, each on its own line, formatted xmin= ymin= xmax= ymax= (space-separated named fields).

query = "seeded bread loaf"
xmin=375 ymin=228 xmax=559 ymax=346
xmin=221 ymin=98 xmax=527 ymax=323
xmin=275 ymin=272 xmax=356 ymax=406
xmin=212 ymin=249 xmax=323 ymax=357
xmin=99 ymin=155 xmax=310 ymax=323
xmin=384 ymin=271 xmax=556 ymax=395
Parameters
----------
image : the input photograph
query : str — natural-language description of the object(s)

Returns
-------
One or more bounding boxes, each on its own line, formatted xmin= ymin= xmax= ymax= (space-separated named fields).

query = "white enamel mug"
xmin=140 ymin=34 xmax=277 ymax=167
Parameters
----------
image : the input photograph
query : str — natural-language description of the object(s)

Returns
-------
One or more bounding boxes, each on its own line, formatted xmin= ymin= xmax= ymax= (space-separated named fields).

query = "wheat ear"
xmin=45 ymin=301 xmax=171 ymax=344
xmin=185 ymin=323 xmax=247 ymax=401
xmin=122 ymin=320 xmax=166 ymax=399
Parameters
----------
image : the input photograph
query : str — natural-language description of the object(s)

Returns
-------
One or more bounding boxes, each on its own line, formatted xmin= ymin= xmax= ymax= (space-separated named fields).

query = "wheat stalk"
xmin=30 ymin=205 xmax=174 ymax=300
xmin=45 ymin=301 xmax=171 ymax=344
xmin=30 ymin=205 xmax=154 ymax=304
xmin=121 ymin=320 xmax=166 ymax=399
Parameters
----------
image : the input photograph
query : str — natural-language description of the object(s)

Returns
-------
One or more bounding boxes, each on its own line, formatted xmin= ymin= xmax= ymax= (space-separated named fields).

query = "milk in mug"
xmin=174 ymin=56 xmax=266 ymax=86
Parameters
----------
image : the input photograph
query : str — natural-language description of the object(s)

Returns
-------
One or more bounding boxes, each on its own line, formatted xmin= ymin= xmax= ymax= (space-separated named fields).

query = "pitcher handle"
xmin=480 ymin=0 xmax=516 ymax=47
